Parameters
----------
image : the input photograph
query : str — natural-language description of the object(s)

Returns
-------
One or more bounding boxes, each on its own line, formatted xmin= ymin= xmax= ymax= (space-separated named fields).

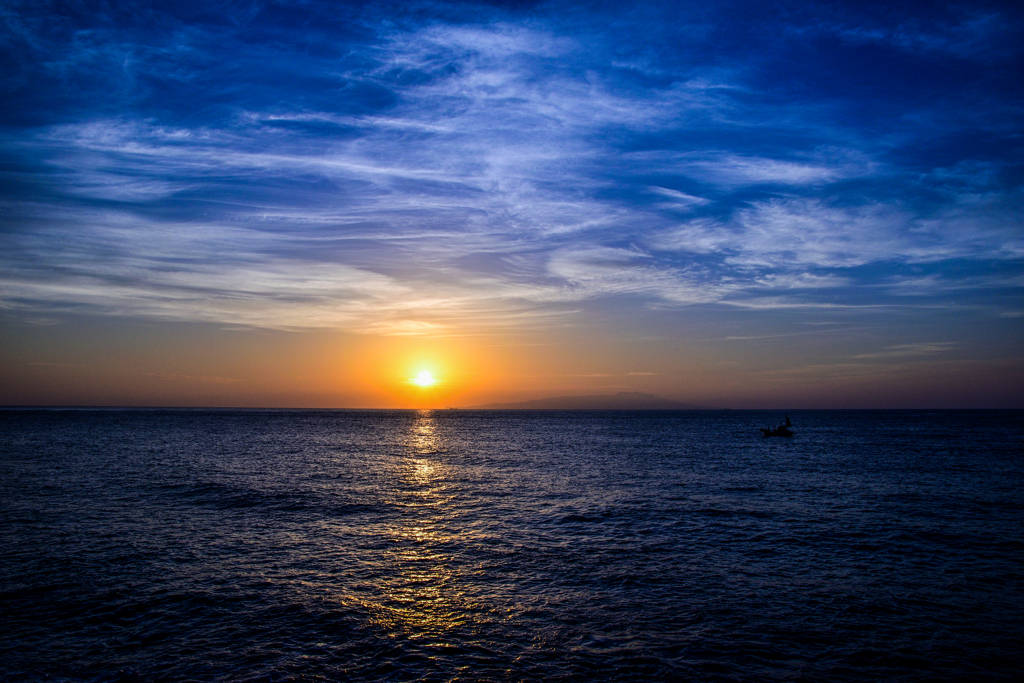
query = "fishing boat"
xmin=760 ymin=414 xmax=793 ymax=437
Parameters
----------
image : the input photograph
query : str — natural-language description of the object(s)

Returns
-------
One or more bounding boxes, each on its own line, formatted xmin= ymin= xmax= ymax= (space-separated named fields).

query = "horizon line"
xmin=3 ymin=405 xmax=1021 ymax=411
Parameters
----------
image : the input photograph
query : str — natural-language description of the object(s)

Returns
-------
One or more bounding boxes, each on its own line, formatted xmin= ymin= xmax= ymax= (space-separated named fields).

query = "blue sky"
xmin=1 ymin=0 xmax=1022 ymax=407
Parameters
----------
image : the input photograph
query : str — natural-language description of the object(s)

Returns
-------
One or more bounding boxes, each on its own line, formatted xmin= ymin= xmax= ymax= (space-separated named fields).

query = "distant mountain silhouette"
xmin=468 ymin=392 xmax=709 ymax=410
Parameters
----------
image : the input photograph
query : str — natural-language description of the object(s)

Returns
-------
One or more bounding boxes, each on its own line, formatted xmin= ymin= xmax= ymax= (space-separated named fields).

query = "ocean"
xmin=1 ymin=409 xmax=1022 ymax=682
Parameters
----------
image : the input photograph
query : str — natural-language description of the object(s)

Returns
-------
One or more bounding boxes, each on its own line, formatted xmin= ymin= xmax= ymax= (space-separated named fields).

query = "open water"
xmin=1 ymin=409 xmax=1023 ymax=682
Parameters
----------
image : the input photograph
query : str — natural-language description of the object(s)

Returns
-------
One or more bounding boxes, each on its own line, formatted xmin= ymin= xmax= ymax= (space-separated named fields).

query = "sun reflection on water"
xmin=368 ymin=410 xmax=478 ymax=641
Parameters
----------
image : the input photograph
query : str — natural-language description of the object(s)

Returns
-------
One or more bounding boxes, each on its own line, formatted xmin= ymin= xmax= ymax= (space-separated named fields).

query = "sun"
xmin=412 ymin=370 xmax=437 ymax=387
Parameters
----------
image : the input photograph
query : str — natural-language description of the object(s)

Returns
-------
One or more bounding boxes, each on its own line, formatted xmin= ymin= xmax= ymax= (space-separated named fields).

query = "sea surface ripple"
xmin=2 ymin=409 xmax=1023 ymax=682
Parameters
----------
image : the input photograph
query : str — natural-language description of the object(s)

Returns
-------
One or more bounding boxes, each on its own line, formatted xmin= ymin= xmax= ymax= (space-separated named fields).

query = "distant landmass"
xmin=467 ymin=392 xmax=710 ymax=410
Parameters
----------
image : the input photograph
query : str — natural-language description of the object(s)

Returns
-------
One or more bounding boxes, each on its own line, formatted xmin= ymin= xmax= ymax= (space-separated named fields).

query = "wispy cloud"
xmin=855 ymin=343 xmax=960 ymax=359
xmin=1 ymin=0 xmax=1022 ymax=338
xmin=141 ymin=373 xmax=241 ymax=385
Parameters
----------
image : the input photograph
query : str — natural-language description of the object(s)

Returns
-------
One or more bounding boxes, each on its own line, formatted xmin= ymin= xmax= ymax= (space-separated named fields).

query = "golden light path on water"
xmin=369 ymin=410 xmax=486 ymax=644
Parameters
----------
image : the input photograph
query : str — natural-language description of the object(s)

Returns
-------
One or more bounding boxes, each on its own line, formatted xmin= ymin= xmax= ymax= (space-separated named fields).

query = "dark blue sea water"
xmin=2 ymin=409 xmax=1023 ymax=682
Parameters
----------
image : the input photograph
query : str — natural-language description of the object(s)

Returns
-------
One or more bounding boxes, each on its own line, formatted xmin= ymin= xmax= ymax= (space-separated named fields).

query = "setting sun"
xmin=412 ymin=370 xmax=437 ymax=387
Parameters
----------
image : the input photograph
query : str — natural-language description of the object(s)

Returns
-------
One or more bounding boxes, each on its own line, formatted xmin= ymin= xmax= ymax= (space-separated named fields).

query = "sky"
xmin=1 ymin=0 xmax=1022 ymax=408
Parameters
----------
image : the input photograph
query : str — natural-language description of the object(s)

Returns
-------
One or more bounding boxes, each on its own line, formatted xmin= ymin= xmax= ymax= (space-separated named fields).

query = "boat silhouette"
xmin=760 ymin=414 xmax=793 ymax=437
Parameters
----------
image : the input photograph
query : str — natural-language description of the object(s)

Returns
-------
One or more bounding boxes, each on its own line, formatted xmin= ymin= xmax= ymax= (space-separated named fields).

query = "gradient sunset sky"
xmin=2 ymin=0 xmax=1022 ymax=408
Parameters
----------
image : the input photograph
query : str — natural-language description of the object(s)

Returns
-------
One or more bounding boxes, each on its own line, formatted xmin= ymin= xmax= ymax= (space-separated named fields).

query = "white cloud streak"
xmin=1 ymin=18 xmax=1021 ymax=332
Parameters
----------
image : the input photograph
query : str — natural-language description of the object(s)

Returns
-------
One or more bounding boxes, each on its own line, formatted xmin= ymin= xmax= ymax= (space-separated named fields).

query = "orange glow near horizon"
xmin=374 ymin=343 xmax=470 ymax=408
xmin=3 ymin=315 xmax=1021 ymax=408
